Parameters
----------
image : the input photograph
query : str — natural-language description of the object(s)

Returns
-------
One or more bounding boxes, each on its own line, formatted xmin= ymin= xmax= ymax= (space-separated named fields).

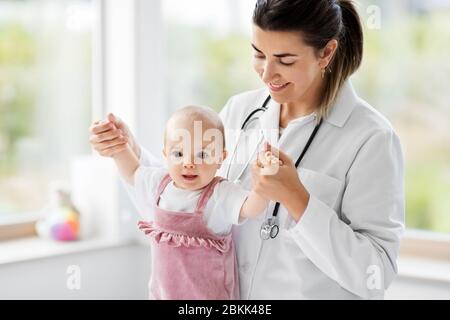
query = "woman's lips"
xmin=268 ymin=82 xmax=290 ymax=92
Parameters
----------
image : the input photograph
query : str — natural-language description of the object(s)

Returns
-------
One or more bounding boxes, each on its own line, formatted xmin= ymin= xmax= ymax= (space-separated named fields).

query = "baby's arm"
xmin=105 ymin=115 xmax=138 ymax=185
xmin=98 ymin=114 xmax=139 ymax=185
xmin=113 ymin=145 xmax=140 ymax=186
xmin=239 ymin=191 xmax=269 ymax=219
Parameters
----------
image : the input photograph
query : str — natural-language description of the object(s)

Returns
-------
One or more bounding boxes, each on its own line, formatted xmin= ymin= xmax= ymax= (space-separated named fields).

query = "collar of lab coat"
xmin=258 ymin=79 xmax=359 ymax=140
xmin=325 ymin=80 xmax=359 ymax=128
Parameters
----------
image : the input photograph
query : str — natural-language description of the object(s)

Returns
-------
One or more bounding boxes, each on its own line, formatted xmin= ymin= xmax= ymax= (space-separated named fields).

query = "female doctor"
xmin=89 ymin=0 xmax=404 ymax=299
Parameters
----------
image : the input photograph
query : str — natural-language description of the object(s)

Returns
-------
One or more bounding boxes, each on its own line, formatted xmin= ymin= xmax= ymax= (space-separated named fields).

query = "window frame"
xmin=0 ymin=0 xmax=104 ymax=239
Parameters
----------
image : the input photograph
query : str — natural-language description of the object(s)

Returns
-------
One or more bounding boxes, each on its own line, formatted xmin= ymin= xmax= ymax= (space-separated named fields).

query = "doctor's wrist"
xmin=284 ymin=186 xmax=310 ymax=222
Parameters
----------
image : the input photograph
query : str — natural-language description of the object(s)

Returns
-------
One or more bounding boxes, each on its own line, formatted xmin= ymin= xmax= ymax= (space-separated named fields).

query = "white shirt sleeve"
xmin=209 ymin=180 xmax=250 ymax=229
xmin=289 ymin=129 xmax=405 ymax=299
xmin=132 ymin=166 xmax=167 ymax=221
xmin=121 ymin=145 xmax=165 ymax=220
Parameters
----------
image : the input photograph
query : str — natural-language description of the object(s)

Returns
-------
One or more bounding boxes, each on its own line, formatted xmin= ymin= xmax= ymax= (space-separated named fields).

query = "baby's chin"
xmin=173 ymin=175 xmax=211 ymax=191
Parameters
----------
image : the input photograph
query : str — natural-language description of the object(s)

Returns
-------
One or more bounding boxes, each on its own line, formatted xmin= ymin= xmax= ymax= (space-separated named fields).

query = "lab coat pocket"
xmin=298 ymin=168 xmax=343 ymax=209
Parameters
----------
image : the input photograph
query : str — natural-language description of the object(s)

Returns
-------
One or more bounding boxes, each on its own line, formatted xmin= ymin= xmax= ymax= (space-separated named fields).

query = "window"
xmin=162 ymin=0 xmax=260 ymax=114
xmin=2 ymin=0 xmax=448 ymax=247
xmin=353 ymin=0 xmax=450 ymax=234
xmin=163 ymin=0 xmax=450 ymax=236
xmin=0 ymin=0 xmax=94 ymax=233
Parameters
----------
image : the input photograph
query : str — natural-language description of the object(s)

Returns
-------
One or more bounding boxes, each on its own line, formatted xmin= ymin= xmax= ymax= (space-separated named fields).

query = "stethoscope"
xmin=224 ymin=95 xmax=323 ymax=240
xmin=224 ymin=95 xmax=271 ymax=182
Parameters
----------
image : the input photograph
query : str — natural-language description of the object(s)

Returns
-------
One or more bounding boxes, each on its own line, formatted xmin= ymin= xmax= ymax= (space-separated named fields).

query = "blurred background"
xmin=0 ymin=0 xmax=449 ymax=299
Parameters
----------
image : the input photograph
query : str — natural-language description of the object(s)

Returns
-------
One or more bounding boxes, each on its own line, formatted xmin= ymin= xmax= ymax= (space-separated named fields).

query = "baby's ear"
xmin=216 ymin=149 xmax=227 ymax=169
xmin=162 ymin=148 xmax=167 ymax=158
xmin=222 ymin=150 xmax=228 ymax=161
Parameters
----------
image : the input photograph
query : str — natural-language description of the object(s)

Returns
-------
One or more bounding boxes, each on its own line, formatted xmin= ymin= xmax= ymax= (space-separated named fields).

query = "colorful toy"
xmin=35 ymin=183 xmax=80 ymax=241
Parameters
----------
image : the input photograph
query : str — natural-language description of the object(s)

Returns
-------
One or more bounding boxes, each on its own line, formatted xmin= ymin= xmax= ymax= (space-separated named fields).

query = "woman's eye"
xmin=254 ymin=54 xmax=265 ymax=60
xmin=280 ymin=60 xmax=295 ymax=66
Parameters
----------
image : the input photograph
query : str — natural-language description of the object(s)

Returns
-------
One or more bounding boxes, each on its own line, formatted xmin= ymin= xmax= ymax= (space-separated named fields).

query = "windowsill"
xmin=1 ymin=229 xmax=449 ymax=285
xmin=397 ymin=229 xmax=450 ymax=284
xmin=397 ymin=256 xmax=450 ymax=284
xmin=400 ymin=229 xmax=450 ymax=261
xmin=0 ymin=236 xmax=136 ymax=266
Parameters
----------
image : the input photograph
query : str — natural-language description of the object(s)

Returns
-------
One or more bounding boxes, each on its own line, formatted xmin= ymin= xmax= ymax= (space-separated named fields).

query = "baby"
xmin=106 ymin=105 xmax=279 ymax=300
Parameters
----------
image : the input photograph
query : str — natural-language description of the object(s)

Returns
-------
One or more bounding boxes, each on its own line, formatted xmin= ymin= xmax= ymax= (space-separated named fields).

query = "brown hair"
xmin=253 ymin=0 xmax=363 ymax=119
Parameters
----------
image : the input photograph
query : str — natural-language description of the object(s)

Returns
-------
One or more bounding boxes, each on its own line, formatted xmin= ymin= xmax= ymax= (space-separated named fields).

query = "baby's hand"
xmin=259 ymin=151 xmax=283 ymax=175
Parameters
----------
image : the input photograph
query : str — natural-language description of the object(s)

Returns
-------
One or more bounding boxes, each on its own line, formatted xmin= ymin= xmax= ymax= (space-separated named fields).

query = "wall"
xmin=1 ymin=244 xmax=449 ymax=300
xmin=0 ymin=244 xmax=150 ymax=300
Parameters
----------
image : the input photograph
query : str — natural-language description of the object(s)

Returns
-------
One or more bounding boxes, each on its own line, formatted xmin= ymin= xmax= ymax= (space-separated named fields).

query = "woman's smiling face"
xmin=251 ymin=25 xmax=324 ymax=106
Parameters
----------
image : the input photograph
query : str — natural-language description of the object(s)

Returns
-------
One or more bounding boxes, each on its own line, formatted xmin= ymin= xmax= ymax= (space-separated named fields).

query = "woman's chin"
xmin=268 ymin=90 xmax=291 ymax=103
xmin=269 ymin=94 xmax=284 ymax=103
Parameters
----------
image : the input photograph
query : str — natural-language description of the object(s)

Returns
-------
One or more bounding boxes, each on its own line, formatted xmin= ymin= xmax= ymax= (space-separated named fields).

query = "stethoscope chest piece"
xmin=260 ymin=217 xmax=279 ymax=240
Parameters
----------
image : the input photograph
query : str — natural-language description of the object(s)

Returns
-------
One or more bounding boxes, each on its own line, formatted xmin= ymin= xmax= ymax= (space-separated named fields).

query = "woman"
xmin=90 ymin=0 xmax=404 ymax=299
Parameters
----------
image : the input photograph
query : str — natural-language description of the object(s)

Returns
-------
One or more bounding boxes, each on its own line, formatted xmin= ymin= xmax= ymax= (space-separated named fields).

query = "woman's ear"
xmin=319 ymin=39 xmax=338 ymax=68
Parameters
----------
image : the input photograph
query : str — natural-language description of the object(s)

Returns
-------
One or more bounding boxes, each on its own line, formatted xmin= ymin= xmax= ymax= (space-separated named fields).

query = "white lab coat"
xmin=137 ymin=80 xmax=405 ymax=300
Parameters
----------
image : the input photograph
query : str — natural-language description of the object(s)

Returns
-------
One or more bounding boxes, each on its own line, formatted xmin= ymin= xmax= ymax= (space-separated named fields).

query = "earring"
xmin=321 ymin=68 xmax=326 ymax=79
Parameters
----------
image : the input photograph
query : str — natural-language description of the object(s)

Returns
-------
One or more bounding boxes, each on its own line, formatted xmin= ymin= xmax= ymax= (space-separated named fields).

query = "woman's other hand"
xmin=251 ymin=143 xmax=310 ymax=221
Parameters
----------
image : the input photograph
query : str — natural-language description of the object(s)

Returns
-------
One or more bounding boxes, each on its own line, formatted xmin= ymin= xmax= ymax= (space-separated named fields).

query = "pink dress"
xmin=138 ymin=174 xmax=240 ymax=300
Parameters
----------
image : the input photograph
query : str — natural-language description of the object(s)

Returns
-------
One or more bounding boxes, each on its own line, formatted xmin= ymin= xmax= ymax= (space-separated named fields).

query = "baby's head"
xmin=163 ymin=105 xmax=227 ymax=191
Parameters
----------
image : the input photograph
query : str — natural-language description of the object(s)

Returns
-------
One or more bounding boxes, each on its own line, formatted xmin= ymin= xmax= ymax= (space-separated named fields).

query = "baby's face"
xmin=163 ymin=117 xmax=226 ymax=191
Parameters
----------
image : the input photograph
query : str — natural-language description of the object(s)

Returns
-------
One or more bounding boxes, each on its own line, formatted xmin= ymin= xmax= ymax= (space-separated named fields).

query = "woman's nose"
xmin=261 ymin=62 xmax=278 ymax=83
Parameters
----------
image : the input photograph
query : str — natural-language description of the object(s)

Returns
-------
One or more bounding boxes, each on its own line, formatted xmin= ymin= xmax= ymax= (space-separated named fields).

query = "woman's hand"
xmin=89 ymin=113 xmax=140 ymax=158
xmin=251 ymin=143 xmax=310 ymax=222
